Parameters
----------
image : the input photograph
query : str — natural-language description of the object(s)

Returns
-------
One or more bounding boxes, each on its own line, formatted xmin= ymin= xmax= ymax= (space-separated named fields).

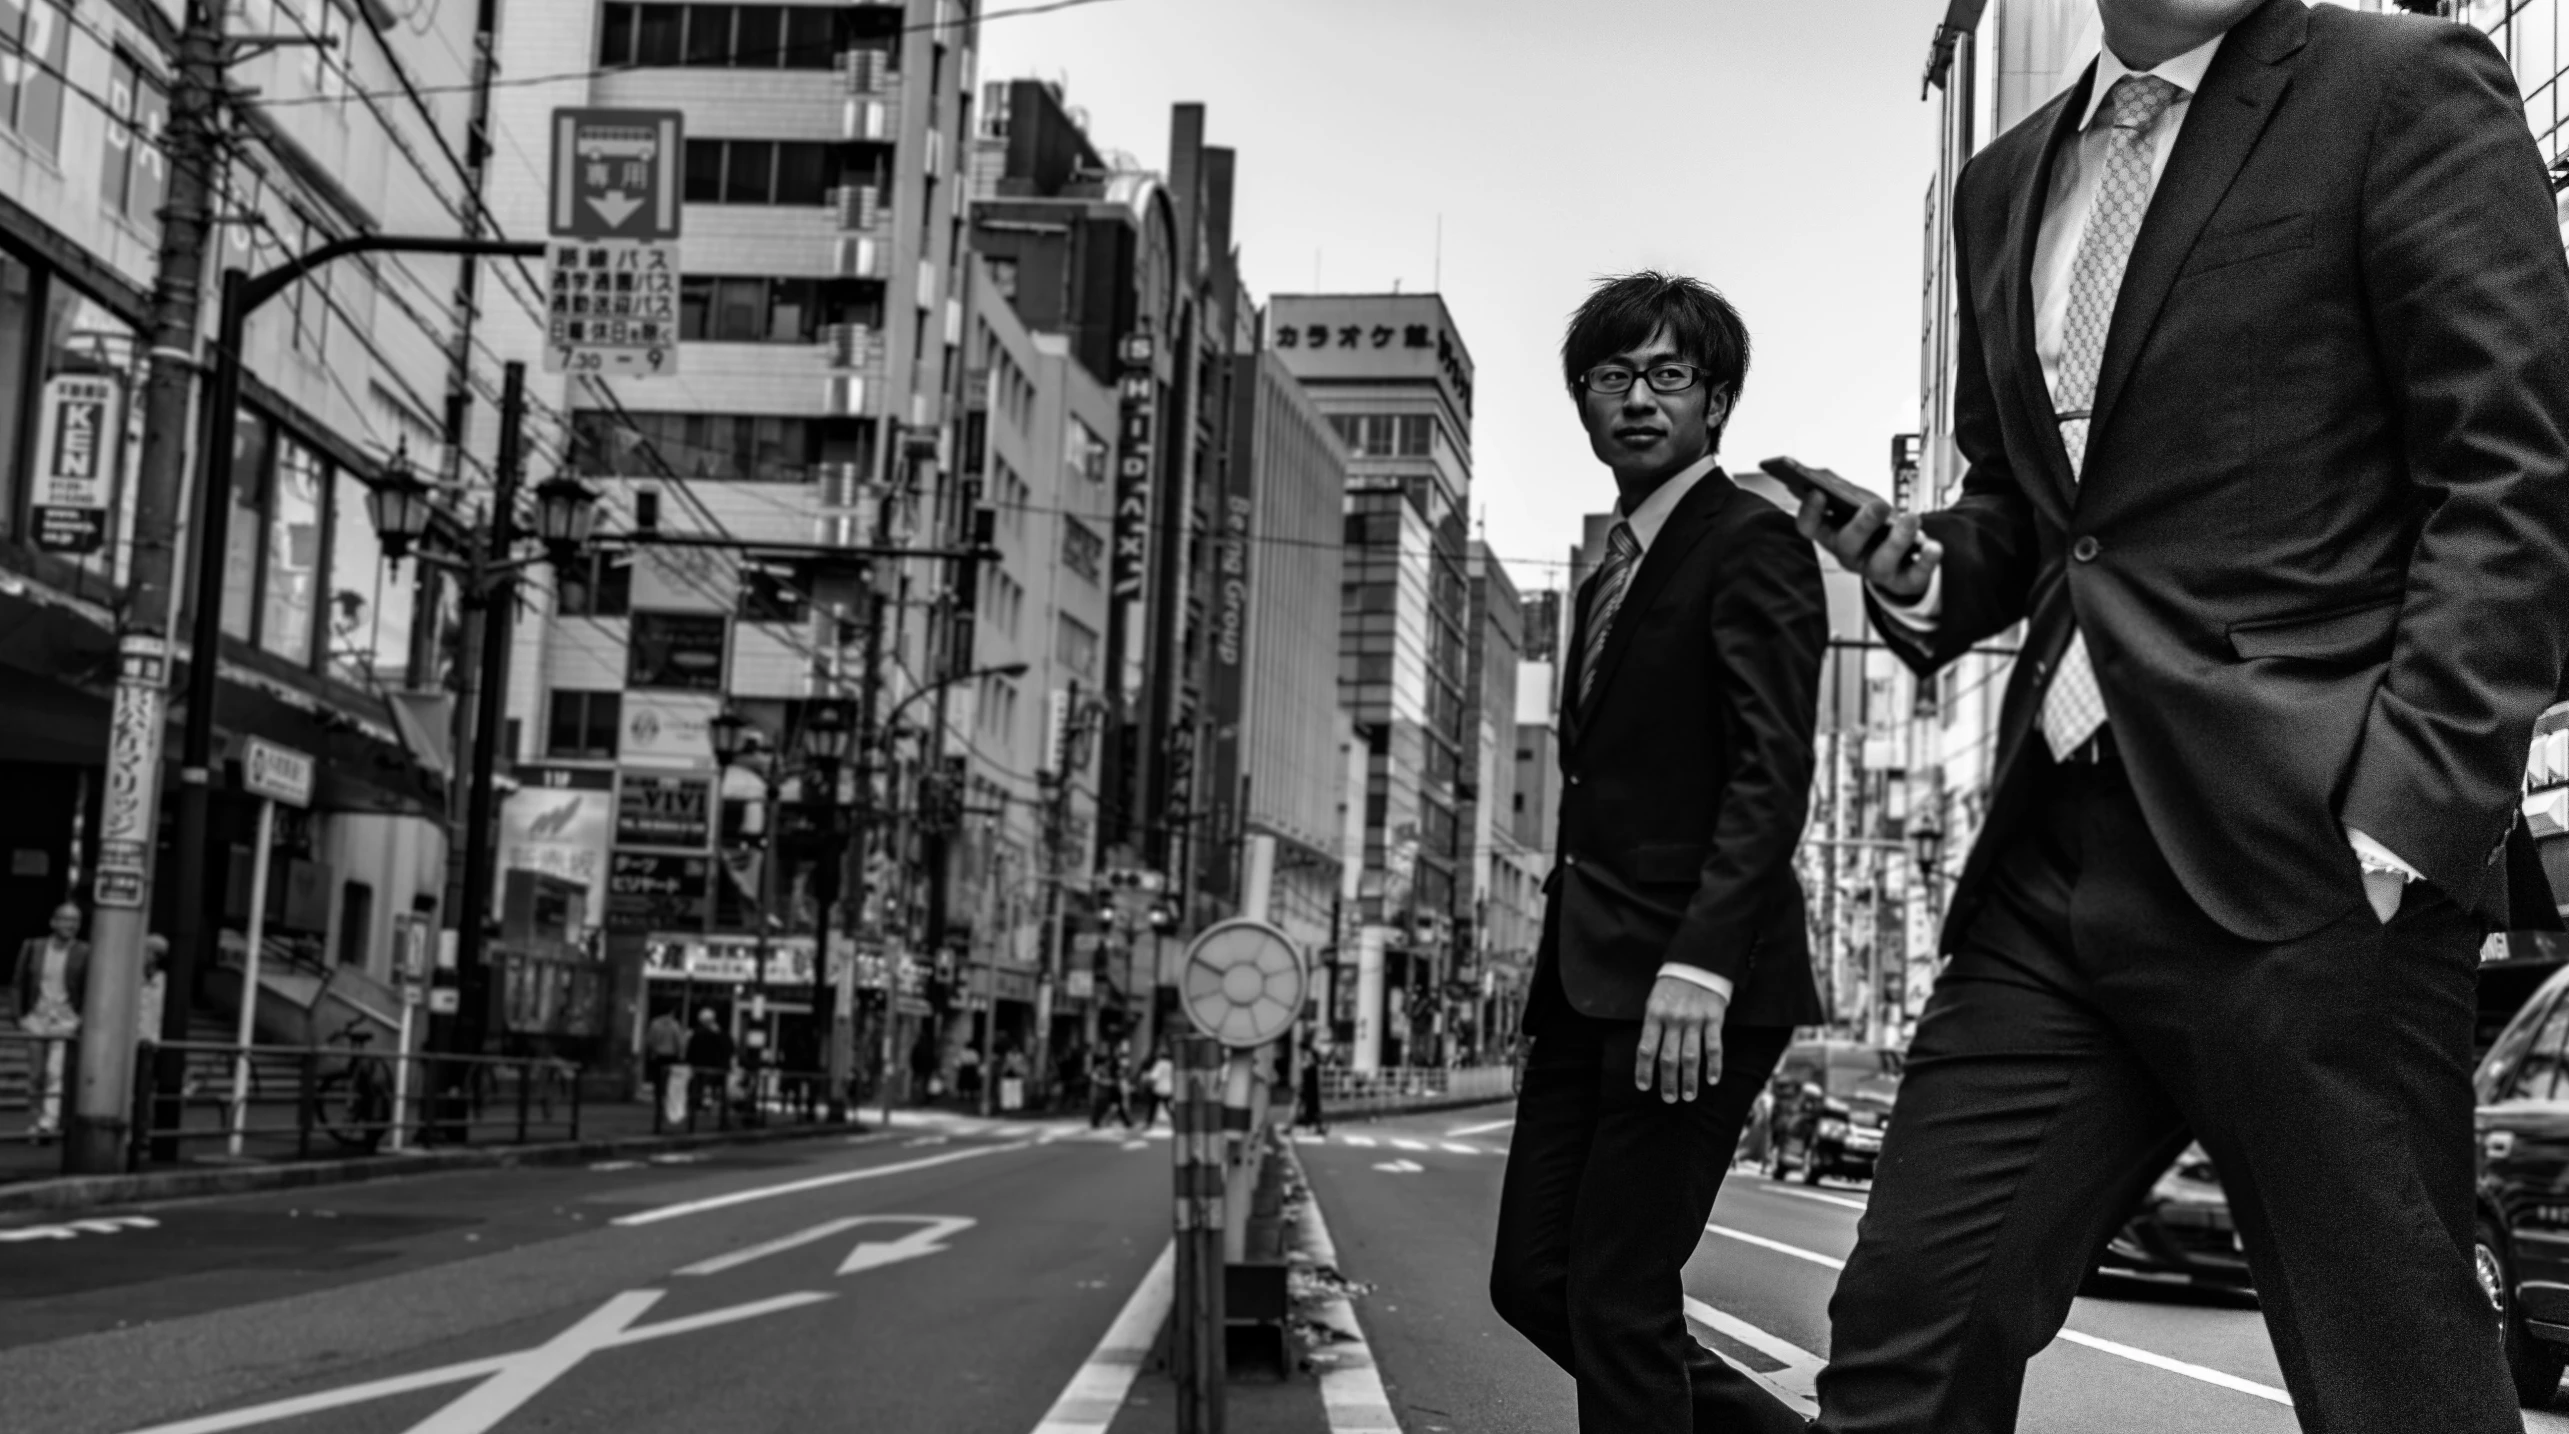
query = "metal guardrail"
xmin=128 ymin=1037 xmax=587 ymax=1161
xmin=1317 ymin=1065 xmax=1516 ymax=1117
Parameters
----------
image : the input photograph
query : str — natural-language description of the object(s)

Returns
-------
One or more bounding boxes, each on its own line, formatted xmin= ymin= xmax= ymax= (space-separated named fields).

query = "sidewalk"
xmin=0 ymin=1096 xmax=867 ymax=1213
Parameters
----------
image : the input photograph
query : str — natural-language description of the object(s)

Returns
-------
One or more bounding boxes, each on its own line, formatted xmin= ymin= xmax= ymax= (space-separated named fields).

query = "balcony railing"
xmin=825 ymin=322 xmax=882 ymax=373
xmin=830 ymin=183 xmax=885 ymax=233
xmin=841 ymin=46 xmax=893 ymax=96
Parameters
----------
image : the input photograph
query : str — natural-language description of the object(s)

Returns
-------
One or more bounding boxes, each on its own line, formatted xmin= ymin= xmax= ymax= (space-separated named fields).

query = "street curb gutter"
xmin=1284 ymin=1143 xmax=1402 ymax=1432
xmin=0 ymin=1119 xmax=882 ymax=1214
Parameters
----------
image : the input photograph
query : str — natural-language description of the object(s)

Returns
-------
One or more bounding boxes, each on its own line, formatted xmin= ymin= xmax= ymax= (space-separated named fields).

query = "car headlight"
xmin=1818 ymin=1118 xmax=1849 ymax=1141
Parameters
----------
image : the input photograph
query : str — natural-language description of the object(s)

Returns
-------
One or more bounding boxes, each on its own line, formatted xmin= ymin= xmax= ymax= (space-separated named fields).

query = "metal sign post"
xmin=1172 ymin=1033 xmax=1227 ymax=1434
xmin=545 ymin=108 xmax=684 ymax=377
xmin=226 ymin=739 xmax=314 ymax=1156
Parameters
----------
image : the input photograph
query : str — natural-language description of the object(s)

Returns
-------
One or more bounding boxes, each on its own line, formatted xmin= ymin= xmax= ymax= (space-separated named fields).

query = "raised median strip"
xmin=0 ymin=1115 xmax=886 ymax=1215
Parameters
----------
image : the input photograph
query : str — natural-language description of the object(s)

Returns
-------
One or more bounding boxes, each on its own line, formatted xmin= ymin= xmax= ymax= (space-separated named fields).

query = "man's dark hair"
xmin=1561 ymin=270 xmax=1751 ymax=449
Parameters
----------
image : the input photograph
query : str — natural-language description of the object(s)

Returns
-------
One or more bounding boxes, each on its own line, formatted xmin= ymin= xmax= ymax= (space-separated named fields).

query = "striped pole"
xmin=1172 ymin=1033 xmax=1228 ymax=1433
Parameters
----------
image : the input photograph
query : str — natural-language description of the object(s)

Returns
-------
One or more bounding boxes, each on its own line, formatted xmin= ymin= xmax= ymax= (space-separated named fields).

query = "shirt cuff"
xmin=2346 ymin=826 xmax=2422 ymax=882
xmin=1655 ymin=962 xmax=1735 ymax=1003
xmin=1870 ymin=566 xmax=1944 ymax=632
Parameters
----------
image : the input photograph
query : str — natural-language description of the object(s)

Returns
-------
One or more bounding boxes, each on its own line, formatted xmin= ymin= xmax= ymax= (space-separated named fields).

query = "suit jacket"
xmin=12 ymin=937 xmax=89 ymax=1017
xmin=1535 ymin=469 xmax=1829 ymax=1030
xmin=1877 ymin=0 xmax=2569 ymax=949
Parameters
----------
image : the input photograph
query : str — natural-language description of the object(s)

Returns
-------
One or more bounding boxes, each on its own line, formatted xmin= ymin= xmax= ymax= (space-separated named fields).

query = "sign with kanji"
xmin=550 ymin=108 xmax=682 ymax=240
xmin=31 ymin=374 xmax=120 ymax=554
xmin=544 ymin=240 xmax=680 ymax=377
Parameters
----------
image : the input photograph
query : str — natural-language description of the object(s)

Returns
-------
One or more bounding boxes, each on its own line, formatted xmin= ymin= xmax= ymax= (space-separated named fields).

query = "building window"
xmin=599 ymin=2 xmax=842 ymax=68
xmin=327 ymin=469 xmax=419 ymax=688
xmin=0 ymin=0 xmax=69 ymax=157
xmin=102 ymin=53 xmax=168 ymax=235
xmin=556 ymin=551 xmax=632 ymax=618
xmin=1066 ymin=417 xmax=1109 ymax=484
xmin=737 ymin=562 xmax=807 ymax=622
xmin=1328 ymin=413 xmax=1433 ymax=458
xmin=1060 ymin=516 xmax=1103 ymax=582
xmin=627 ymin=609 xmax=728 ymax=690
xmin=682 ymin=139 xmax=842 ymax=205
xmin=261 ymin=437 xmax=326 ymax=664
xmin=1056 ymin=612 xmax=1099 ymax=678
xmin=678 ymin=276 xmax=871 ymax=343
xmin=546 ymin=689 xmax=623 ymax=760
xmin=571 ymin=409 xmax=830 ymax=482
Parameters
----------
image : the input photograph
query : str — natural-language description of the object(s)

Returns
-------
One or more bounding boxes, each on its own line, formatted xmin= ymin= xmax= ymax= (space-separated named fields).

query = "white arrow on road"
xmin=674 ymin=1214 xmax=975 ymax=1278
xmin=586 ymin=190 xmax=643 ymax=228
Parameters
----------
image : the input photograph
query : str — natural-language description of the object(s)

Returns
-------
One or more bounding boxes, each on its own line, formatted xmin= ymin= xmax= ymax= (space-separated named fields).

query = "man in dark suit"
xmin=1489 ymin=272 xmax=1827 ymax=1433
xmin=1797 ymin=3 xmax=2569 ymax=1431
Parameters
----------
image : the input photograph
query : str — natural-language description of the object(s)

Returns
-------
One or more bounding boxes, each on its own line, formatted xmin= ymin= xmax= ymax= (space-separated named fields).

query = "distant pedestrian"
xmin=955 ymin=1044 xmax=982 ymax=1105
xmin=684 ymin=1008 xmax=734 ymax=1129
xmin=644 ymin=1010 xmax=686 ymax=1129
xmin=1136 ymin=1046 xmax=1174 ymax=1131
xmin=11 ymin=903 xmax=90 ymax=1141
xmin=1295 ymin=1040 xmax=1328 ymax=1135
xmin=1088 ymin=1041 xmax=1131 ymax=1129
xmin=908 ymin=1030 xmax=941 ymax=1103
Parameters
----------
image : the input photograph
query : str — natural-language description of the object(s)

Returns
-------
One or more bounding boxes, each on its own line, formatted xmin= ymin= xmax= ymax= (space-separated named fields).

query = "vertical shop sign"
xmin=32 ymin=375 xmax=121 ymax=554
xmin=92 ymin=635 xmax=167 ymax=908
xmin=1109 ymin=332 xmax=1155 ymax=602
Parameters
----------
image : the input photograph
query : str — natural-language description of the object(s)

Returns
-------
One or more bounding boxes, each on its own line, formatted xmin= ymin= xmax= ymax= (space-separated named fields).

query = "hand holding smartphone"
xmin=1761 ymin=455 xmax=1937 ymax=597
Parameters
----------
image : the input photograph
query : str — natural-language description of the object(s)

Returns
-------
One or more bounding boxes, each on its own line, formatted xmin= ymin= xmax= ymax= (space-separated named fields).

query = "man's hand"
xmin=1636 ymin=975 xmax=1729 ymax=1103
xmin=1792 ymin=492 xmax=1943 ymax=601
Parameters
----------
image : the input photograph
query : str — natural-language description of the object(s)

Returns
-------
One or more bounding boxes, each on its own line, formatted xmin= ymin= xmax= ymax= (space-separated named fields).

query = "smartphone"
xmin=1759 ymin=455 xmax=1905 ymax=565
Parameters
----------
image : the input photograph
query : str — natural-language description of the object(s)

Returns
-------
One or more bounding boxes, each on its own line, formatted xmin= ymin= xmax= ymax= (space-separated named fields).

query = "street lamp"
xmin=531 ymin=475 xmax=603 ymax=558
xmin=362 ymin=444 xmax=436 ymax=562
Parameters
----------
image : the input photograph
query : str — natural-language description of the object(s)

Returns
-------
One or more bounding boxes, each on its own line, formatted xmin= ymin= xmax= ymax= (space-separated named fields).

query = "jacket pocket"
xmin=2227 ymin=593 xmax=2401 ymax=662
xmin=2178 ymin=211 xmax=2313 ymax=278
xmin=1629 ymin=842 xmax=1710 ymax=885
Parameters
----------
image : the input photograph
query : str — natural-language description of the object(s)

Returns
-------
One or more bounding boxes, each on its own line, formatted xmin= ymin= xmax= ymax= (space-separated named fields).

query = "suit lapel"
xmin=1571 ymin=471 xmax=1738 ymax=737
xmin=2085 ymin=0 xmax=2305 ymax=457
xmin=2004 ymin=72 xmax=2091 ymax=531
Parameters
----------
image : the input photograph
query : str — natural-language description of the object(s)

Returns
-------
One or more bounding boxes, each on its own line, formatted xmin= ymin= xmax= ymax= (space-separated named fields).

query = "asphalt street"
xmin=0 ymin=1118 xmax=1177 ymax=1434
xmin=1295 ymin=1103 xmax=2569 ymax=1434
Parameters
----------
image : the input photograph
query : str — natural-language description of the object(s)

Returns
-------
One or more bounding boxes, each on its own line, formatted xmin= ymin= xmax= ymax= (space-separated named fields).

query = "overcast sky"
xmin=979 ymin=0 xmax=1954 ymax=597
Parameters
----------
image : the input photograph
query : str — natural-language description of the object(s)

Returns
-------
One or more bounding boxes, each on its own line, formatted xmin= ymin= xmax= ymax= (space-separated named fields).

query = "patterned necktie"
xmin=1580 ymin=521 xmax=1644 ymax=703
xmin=2041 ymin=72 xmax=2181 ymax=762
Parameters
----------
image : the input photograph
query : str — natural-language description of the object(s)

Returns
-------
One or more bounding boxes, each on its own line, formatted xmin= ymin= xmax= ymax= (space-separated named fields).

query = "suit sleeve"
xmin=1868 ymin=154 xmax=2043 ymax=677
xmin=1661 ymin=509 xmax=1829 ymax=985
xmin=2341 ymin=24 xmax=2569 ymax=899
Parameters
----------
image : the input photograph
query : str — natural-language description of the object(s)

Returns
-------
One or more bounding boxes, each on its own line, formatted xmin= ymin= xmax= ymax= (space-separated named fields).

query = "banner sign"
xmin=32 ymin=374 xmax=120 ymax=554
xmin=1109 ymin=332 xmax=1155 ymax=601
xmin=92 ymin=634 xmax=167 ymax=909
xmin=615 ymin=773 xmax=710 ymax=849
xmin=499 ymin=767 xmax=615 ymax=926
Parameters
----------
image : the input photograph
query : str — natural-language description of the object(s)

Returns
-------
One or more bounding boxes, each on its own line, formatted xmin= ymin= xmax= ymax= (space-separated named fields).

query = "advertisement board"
xmin=498 ymin=767 xmax=616 ymax=926
xmin=606 ymin=850 xmax=711 ymax=932
xmin=615 ymin=773 xmax=711 ymax=848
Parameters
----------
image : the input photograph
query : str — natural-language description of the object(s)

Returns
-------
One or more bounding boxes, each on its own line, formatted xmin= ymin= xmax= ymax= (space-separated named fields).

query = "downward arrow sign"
xmin=587 ymin=190 xmax=643 ymax=228
xmin=675 ymin=1214 xmax=975 ymax=1278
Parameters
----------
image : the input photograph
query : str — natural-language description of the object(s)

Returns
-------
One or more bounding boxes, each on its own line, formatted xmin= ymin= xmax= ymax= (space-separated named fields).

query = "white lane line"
xmin=1683 ymin=1296 xmax=1820 ymax=1413
xmin=1390 ymin=1139 xmax=1430 ymax=1152
xmin=2054 ymin=1330 xmax=2292 ymax=1405
xmin=1702 ymin=1224 xmax=2294 ymax=1407
xmin=1342 ymin=1136 xmax=1378 ymax=1148
xmin=1028 ymin=1241 xmax=1176 ymax=1434
xmin=1447 ymin=1117 xmax=1515 ymax=1137
xmin=1120 ymin=1140 xmax=1149 ymax=1151
xmin=1371 ymin=1159 xmax=1425 ymax=1174
xmin=1291 ymin=1149 xmax=1402 ymax=1432
xmin=1754 ymin=1183 xmax=1870 ymax=1213
xmin=613 ymin=1143 xmax=1029 ymax=1226
xmin=1438 ymin=1143 xmax=1478 ymax=1155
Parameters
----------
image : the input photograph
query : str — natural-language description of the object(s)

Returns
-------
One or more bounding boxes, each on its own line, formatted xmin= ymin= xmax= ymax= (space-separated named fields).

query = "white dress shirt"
xmin=1582 ymin=454 xmax=1741 ymax=1003
xmin=1876 ymin=36 xmax=2420 ymax=888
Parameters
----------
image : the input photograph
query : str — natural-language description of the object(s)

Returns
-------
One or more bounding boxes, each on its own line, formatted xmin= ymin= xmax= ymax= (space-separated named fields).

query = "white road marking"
xmin=1291 ymin=1148 xmax=1402 ymax=1432
xmin=1028 ymin=1241 xmax=1176 ymax=1434
xmin=903 ymin=1135 xmax=951 ymax=1148
xmin=1446 ymin=1117 xmax=1515 ymax=1137
xmin=1342 ymin=1135 xmax=1378 ymax=1148
xmin=992 ymin=1125 xmax=1035 ymax=1138
xmin=1292 ymin=1134 xmax=1324 ymax=1144
xmin=0 ymin=1215 xmax=158 ymax=1242
xmin=613 ymin=1143 xmax=1028 ymax=1226
xmin=1372 ymin=1159 xmax=1425 ymax=1173
xmin=674 ymin=1214 xmax=974 ymax=1278
xmin=120 ymin=1289 xmax=833 ymax=1434
xmin=587 ymin=1160 xmax=643 ymax=1172
xmin=1438 ymin=1143 xmax=1478 ymax=1155
xmin=1390 ymin=1139 xmax=1429 ymax=1152
xmin=1120 ymin=1140 xmax=1149 ymax=1151
xmin=1755 ymin=1183 xmax=1870 ymax=1213
xmin=1703 ymin=1224 xmax=2295 ymax=1406
xmin=2054 ymin=1330 xmax=2292 ymax=1405
xmin=1684 ymin=1297 xmax=1820 ymax=1414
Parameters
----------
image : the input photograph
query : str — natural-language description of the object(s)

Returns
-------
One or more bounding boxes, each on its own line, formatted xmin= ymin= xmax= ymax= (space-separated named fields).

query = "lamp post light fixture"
xmin=531 ymin=475 xmax=603 ymax=559
xmin=362 ymin=445 xmax=437 ymax=563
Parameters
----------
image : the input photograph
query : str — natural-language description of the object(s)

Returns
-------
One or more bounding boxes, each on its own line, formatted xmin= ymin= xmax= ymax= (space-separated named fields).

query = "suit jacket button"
xmin=1568 ymin=774 xmax=1582 ymax=786
xmin=2072 ymin=536 xmax=2101 ymax=563
xmin=1563 ymin=854 xmax=1579 ymax=868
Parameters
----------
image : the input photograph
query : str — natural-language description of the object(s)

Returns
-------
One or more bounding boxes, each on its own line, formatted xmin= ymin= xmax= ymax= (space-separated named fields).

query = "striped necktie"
xmin=1580 ymin=521 xmax=1644 ymax=703
xmin=2041 ymin=73 xmax=2180 ymax=761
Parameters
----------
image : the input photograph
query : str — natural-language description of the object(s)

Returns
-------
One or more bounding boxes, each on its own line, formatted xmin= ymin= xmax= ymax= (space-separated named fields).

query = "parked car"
xmin=1763 ymin=1040 xmax=1901 ymax=1186
xmin=2095 ymin=1142 xmax=2253 ymax=1289
xmin=2474 ymin=959 xmax=2569 ymax=1406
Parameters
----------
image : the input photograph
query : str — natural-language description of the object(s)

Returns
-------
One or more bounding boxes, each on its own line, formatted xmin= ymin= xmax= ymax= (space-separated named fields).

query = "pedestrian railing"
xmin=0 ymin=1027 xmax=78 ymax=1146
xmin=128 ymin=1037 xmax=587 ymax=1162
xmin=649 ymin=1062 xmax=841 ymax=1135
xmin=1317 ymin=1064 xmax=1515 ymax=1117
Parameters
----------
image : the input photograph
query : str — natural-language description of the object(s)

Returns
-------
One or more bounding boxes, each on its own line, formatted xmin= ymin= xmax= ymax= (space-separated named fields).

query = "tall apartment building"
xmin=1272 ymin=292 xmax=1477 ymax=1070
xmin=0 ymin=0 xmax=489 ymax=1013
xmin=485 ymin=0 xmax=984 ymax=1076
xmin=1462 ymin=542 xmax=1540 ymax=1060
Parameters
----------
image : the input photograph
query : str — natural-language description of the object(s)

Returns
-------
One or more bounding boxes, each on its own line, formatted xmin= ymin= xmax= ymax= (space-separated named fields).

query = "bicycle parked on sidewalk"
xmin=305 ymin=1019 xmax=395 ymax=1153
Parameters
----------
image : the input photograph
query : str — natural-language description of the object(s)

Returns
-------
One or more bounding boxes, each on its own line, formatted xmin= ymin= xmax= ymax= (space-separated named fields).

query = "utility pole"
xmin=73 ymin=0 xmax=230 ymax=1173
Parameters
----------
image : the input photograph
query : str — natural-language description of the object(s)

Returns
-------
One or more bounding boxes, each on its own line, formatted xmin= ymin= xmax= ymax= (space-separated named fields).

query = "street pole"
xmin=750 ymin=765 xmax=779 ymax=1124
xmin=439 ymin=361 xmax=525 ymax=1117
xmin=76 ymin=0 xmax=229 ymax=1172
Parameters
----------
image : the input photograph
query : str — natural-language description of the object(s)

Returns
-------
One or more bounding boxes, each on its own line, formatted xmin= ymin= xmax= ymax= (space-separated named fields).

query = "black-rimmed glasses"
xmin=1579 ymin=362 xmax=1709 ymax=396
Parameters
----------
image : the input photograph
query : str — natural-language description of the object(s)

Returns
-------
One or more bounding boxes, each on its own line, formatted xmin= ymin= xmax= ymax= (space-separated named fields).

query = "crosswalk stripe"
xmin=1390 ymin=1139 xmax=1429 ymax=1152
xmin=1439 ymin=1143 xmax=1477 ymax=1155
xmin=1342 ymin=1136 xmax=1377 ymax=1148
xmin=1684 ymin=1297 xmax=1819 ymax=1414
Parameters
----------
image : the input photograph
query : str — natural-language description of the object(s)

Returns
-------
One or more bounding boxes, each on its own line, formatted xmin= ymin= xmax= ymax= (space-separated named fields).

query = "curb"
xmin=0 ymin=1118 xmax=879 ymax=1214
xmin=1319 ymin=1092 xmax=1514 ymax=1125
